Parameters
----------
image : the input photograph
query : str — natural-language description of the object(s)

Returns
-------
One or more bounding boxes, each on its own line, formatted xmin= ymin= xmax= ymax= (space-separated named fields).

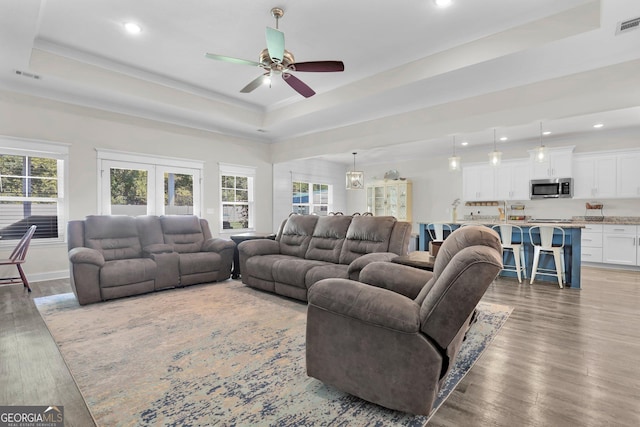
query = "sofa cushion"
xmin=160 ymin=215 xmax=204 ymax=253
xmin=84 ymin=215 xmax=141 ymax=261
xmin=305 ymin=215 xmax=352 ymax=263
xmin=339 ymin=216 xmax=396 ymax=264
xmin=272 ymin=258 xmax=331 ymax=289
xmin=305 ymin=264 xmax=350 ymax=288
xmin=246 ymin=254 xmax=299 ymax=282
xmin=279 ymin=214 xmax=319 ymax=257
xmin=178 ymin=252 xmax=220 ymax=275
xmin=99 ymin=258 xmax=156 ymax=287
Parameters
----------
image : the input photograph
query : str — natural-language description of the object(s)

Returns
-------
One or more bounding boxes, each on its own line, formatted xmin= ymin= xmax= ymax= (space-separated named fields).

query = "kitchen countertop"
xmin=420 ymin=216 xmax=640 ymax=228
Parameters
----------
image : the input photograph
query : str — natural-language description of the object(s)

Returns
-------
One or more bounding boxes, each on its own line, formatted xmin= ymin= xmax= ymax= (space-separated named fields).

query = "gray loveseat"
xmin=238 ymin=214 xmax=412 ymax=301
xmin=68 ymin=215 xmax=235 ymax=305
xmin=305 ymin=225 xmax=503 ymax=415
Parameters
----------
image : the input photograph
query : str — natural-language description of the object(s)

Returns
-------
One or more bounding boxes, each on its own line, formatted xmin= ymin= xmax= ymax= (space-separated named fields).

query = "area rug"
xmin=35 ymin=281 xmax=512 ymax=426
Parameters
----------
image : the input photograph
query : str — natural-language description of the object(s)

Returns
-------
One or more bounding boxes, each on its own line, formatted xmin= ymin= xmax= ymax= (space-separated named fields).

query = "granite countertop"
xmin=420 ymin=216 xmax=640 ymax=227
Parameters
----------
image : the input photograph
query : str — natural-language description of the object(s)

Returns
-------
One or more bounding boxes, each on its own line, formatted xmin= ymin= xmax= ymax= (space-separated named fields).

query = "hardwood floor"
xmin=1 ymin=267 xmax=639 ymax=426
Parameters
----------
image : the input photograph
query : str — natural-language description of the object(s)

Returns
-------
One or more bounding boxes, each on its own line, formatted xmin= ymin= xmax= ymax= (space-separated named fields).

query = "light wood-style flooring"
xmin=1 ymin=267 xmax=639 ymax=426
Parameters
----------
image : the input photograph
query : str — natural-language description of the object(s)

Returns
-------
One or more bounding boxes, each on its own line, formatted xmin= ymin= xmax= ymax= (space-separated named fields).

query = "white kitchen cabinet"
xmin=573 ymin=154 xmax=617 ymax=199
xmin=602 ymin=225 xmax=637 ymax=266
xmin=463 ymin=164 xmax=496 ymax=201
xmin=529 ymin=146 xmax=574 ymax=179
xmin=366 ymin=180 xmax=412 ymax=222
xmin=581 ymin=223 xmax=603 ymax=263
xmin=496 ymin=160 xmax=530 ymax=200
xmin=616 ymin=152 xmax=640 ymax=198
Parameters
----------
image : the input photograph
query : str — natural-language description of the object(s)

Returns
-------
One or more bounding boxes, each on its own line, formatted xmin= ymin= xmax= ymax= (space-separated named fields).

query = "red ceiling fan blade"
xmin=282 ymin=73 xmax=316 ymax=98
xmin=291 ymin=61 xmax=345 ymax=72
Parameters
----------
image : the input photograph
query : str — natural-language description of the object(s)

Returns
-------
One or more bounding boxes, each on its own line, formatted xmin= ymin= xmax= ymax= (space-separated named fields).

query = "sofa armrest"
xmin=238 ymin=238 xmax=281 ymax=257
xmin=346 ymin=252 xmax=399 ymax=280
xmin=359 ymin=262 xmax=433 ymax=300
xmin=68 ymin=247 xmax=105 ymax=267
xmin=142 ymin=243 xmax=174 ymax=256
xmin=308 ymin=278 xmax=420 ymax=333
xmin=202 ymin=238 xmax=236 ymax=253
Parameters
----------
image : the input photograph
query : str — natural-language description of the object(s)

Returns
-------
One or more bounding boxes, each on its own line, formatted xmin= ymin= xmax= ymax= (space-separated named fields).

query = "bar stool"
xmin=529 ymin=226 xmax=565 ymax=288
xmin=427 ymin=223 xmax=453 ymax=241
xmin=492 ymin=224 xmax=526 ymax=283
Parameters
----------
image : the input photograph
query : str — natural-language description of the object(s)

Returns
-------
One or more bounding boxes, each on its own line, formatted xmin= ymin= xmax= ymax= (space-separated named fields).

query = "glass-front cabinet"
xmin=366 ymin=180 xmax=412 ymax=222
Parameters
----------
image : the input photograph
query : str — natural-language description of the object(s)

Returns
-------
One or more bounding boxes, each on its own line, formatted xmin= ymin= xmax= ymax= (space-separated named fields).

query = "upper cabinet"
xmin=573 ymin=154 xmax=617 ymax=199
xmin=529 ymin=146 xmax=574 ymax=179
xmin=463 ymin=160 xmax=529 ymax=201
xmin=496 ymin=159 xmax=530 ymax=200
xmin=462 ymin=164 xmax=496 ymax=201
xmin=617 ymin=152 xmax=640 ymax=198
xmin=572 ymin=149 xmax=640 ymax=199
xmin=366 ymin=180 xmax=412 ymax=222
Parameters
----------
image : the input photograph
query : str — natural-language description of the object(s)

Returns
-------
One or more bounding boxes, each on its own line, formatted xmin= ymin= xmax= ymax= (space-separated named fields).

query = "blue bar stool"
xmin=492 ymin=224 xmax=526 ymax=283
xmin=529 ymin=226 xmax=565 ymax=288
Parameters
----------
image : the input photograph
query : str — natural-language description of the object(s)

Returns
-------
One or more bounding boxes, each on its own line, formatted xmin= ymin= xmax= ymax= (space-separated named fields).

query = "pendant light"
xmin=488 ymin=128 xmax=502 ymax=167
xmin=448 ymin=135 xmax=461 ymax=171
xmin=346 ymin=152 xmax=364 ymax=190
xmin=535 ymin=122 xmax=547 ymax=163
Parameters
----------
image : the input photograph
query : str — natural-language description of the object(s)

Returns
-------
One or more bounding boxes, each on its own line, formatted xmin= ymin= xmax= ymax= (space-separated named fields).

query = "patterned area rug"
xmin=35 ymin=281 xmax=512 ymax=426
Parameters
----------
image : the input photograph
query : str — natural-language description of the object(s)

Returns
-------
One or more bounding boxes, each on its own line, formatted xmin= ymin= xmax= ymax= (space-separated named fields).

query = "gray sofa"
xmin=238 ymin=214 xmax=412 ymax=301
xmin=306 ymin=225 xmax=503 ymax=415
xmin=67 ymin=215 xmax=235 ymax=305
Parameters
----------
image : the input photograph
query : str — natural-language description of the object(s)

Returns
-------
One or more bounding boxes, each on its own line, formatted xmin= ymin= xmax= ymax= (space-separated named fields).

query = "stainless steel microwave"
xmin=530 ymin=178 xmax=573 ymax=199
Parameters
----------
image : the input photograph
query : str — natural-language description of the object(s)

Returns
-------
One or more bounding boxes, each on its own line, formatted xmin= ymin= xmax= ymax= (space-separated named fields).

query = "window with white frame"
xmin=97 ymin=150 xmax=202 ymax=216
xmin=220 ymin=163 xmax=255 ymax=231
xmin=0 ymin=136 xmax=68 ymax=242
xmin=292 ymin=181 xmax=331 ymax=215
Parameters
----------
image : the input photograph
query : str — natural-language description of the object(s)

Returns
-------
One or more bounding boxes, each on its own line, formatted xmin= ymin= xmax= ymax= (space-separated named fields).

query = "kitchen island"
xmin=418 ymin=221 xmax=584 ymax=289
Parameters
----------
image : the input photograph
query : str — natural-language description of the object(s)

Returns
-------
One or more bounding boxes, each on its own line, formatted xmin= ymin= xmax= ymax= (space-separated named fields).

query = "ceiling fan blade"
xmin=291 ymin=61 xmax=345 ymax=72
xmin=282 ymin=73 xmax=316 ymax=98
xmin=266 ymin=27 xmax=285 ymax=63
xmin=240 ymin=74 xmax=269 ymax=93
xmin=205 ymin=53 xmax=261 ymax=67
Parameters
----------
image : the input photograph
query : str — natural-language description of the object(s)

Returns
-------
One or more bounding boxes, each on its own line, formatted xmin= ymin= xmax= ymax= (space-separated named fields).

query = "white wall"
xmin=0 ymin=90 xmax=273 ymax=280
xmin=272 ymin=158 xmax=348 ymax=231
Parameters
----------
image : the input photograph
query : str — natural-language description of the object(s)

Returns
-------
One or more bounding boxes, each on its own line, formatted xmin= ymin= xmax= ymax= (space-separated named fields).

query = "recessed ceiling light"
xmin=124 ymin=22 xmax=142 ymax=34
xmin=542 ymin=131 xmax=552 ymax=135
xmin=593 ymin=123 xmax=604 ymax=128
xmin=461 ymin=141 xmax=469 ymax=146
xmin=434 ymin=0 xmax=453 ymax=8
xmin=499 ymin=137 xmax=508 ymax=141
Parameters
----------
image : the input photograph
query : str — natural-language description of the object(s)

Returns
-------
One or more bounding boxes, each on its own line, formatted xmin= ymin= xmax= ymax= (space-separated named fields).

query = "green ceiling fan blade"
xmin=205 ymin=53 xmax=261 ymax=67
xmin=266 ymin=27 xmax=284 ymax=63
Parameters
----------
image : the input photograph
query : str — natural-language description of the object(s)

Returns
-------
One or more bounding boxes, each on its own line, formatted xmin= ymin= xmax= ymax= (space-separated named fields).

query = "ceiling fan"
xmin=205 ymin=7 xmax=344 ymax=98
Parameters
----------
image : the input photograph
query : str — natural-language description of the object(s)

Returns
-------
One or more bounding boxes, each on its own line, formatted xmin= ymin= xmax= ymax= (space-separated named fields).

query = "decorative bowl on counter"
xmin=586 ymin=202 xmax=603 ymax=209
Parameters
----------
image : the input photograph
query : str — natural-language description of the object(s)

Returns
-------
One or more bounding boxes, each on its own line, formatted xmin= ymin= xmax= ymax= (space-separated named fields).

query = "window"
xmin=0 ymin=137 xmax=68 ymax=243
xmin=97 ymin=150 xmax=202 ymax=216
xmin=219 ymin=163 xmax=255 ymax=231
xmin=292 ymin=181 xmax=331 ymax=215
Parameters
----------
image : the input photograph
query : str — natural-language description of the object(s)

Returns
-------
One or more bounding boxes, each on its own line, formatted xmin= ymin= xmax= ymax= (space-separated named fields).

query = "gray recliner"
xmin=305 ymin=225 xmax=503 ymax=415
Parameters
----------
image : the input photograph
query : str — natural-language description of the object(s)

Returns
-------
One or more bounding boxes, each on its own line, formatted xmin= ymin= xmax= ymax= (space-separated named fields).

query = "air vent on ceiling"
xmin=616 ymin=17 xmax=640 ymax=35
xmin=14 ymin=70 xmax=41 ymax=80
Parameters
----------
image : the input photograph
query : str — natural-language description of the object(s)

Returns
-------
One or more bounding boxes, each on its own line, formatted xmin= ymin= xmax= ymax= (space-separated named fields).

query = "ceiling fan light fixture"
xmin=124 ymin=22 xmax=142 ymax=34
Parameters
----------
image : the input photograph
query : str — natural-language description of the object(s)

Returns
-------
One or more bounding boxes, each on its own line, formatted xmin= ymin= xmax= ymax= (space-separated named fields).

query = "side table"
xmin=391 ymin=251 xmax=435 ymax=271
xmin=230 ymin=232 xmax=276 ymax=279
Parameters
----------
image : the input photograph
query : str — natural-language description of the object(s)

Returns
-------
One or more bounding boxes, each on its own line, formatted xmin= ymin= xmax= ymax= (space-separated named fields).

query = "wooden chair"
xmin=0 ymin=225 xmax=37 ymax=292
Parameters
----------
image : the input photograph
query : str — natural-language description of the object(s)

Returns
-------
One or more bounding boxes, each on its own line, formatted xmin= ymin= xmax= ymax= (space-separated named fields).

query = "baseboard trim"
xmin=30 ymin=270 xmax=70 ymax=283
